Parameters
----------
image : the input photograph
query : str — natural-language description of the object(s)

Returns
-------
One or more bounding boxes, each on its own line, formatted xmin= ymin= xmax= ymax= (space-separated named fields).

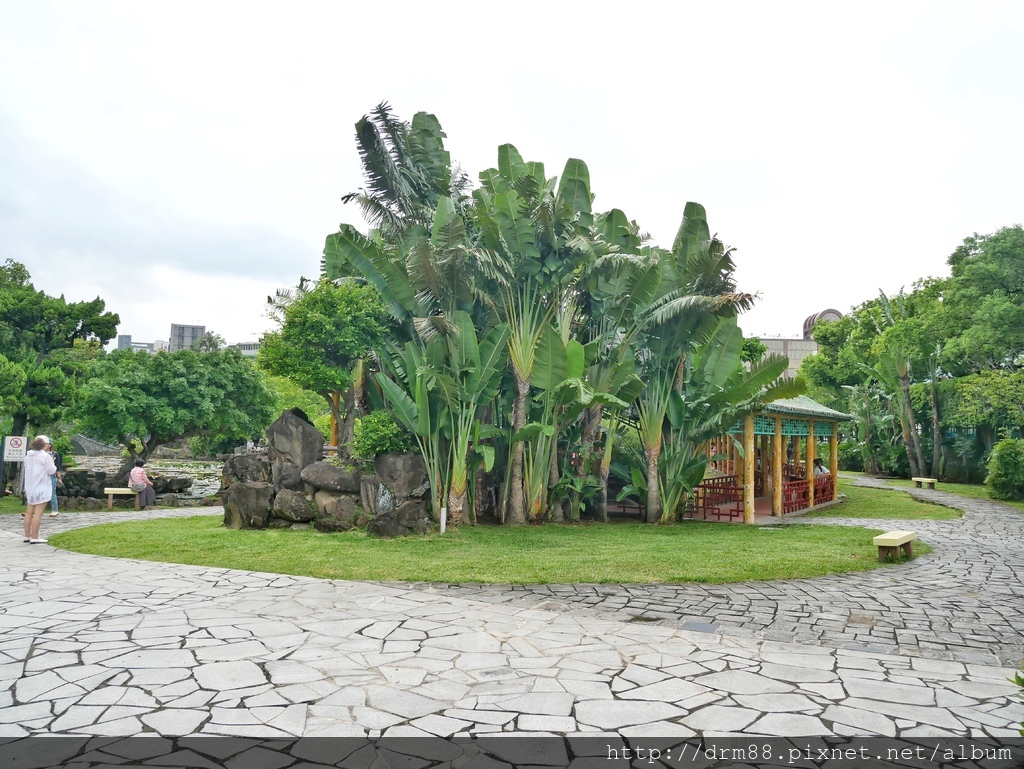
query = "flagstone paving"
xmin=0 ymin=485 xmax=1022 ymax=740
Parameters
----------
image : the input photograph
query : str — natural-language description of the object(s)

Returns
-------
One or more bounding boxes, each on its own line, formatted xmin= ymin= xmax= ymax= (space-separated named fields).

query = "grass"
xmin=803 ymin=480 xmax=962 ymax=520
xmin=48 ymin=516 xmax=925 ymax=584
xmin=881 ymin=478 xmax=1024 ymax=512
xmin=0 ymin=496 xmax=25 ymax=514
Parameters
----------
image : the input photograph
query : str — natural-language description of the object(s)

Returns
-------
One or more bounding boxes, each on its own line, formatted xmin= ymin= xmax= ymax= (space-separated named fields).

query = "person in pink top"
xmin=128 ymin=459 xmax=157 ymax=509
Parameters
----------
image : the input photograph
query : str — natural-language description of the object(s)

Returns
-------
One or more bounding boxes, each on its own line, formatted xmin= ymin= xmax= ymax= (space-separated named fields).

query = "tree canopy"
xmin=77 ymin=348 xmax=275 ymax=478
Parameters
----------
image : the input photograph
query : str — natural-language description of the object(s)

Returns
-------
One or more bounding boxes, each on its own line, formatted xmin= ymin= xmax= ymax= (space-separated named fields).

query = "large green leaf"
xmin=376 ymin=374 xmax=418 ymax=434
xmin=493 ymin=191 xmax=541 ymax=261
xmin=333 ymin=225 xmax=417 ymax=321
xmin=556 ymin=158 xmax=592 ymax=215
xmin=449 ymin=310 xmax=480 ymax=378
xmin=565 ymin=339 xmax=586 ymax=381
xmin=533 ymin=325 xmax=568 ymax=391
xmin=697 ymin=319 xmax=743 ymax=389
xmin=497 ymin=144 xmax=528 ymax=183
xmin=468 ymin=323 xmax=511 ymax=401
xmin=475 ymin=444 xmax=495 ymax=472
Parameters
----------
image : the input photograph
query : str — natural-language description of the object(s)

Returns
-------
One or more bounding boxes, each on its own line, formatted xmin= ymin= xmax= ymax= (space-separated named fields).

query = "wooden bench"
xmin=873 ymin=530 xmax=916 ymax=562
xmin=911 ymin=477 xmax=937 ymax=489
xmin=103 ymin=487 xmax=140 ymax=510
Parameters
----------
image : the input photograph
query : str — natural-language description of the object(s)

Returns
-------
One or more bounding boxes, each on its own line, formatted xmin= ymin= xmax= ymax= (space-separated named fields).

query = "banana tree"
xmin=443 ymin=311 xmax=511 ymax=526
xmin=375 ymin=340 xmax=452 ymax=519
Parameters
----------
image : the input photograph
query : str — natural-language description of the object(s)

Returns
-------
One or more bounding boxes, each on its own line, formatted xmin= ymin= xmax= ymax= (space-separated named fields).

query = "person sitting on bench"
xmin=813 ymin=457 xmax=829 ymax=478
xmin=128 ymin=460 xmax=157 ymax=509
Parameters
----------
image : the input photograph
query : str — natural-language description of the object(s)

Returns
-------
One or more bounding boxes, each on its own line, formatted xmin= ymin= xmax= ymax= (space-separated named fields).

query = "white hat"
xmin=36 ymin=435 xmax=50 ymax=445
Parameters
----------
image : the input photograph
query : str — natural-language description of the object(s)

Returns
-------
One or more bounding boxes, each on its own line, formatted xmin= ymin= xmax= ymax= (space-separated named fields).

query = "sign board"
xmin=2 ymin=436 xmax=26 ymax=462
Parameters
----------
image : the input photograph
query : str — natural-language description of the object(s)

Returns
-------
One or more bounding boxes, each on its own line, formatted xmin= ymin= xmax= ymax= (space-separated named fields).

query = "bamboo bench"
xmin=103 ymin=487 xmax=140 ymax=510
xmin=872 ymin=530 xmax=916 ymax=562
xmin=911 ymin=477 xmax=937 ymax=489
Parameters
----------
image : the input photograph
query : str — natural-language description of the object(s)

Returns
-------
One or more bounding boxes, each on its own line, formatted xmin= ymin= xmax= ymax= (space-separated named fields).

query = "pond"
xmin=70 ymin=456 xmax=224 ymax=501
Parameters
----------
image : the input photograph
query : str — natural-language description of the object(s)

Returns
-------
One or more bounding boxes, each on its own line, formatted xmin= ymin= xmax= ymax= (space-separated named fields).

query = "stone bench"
xmin=911 ymin=476 xmax=937 ymax=489
xmin=103 ymin=487 xmax=140 ymax=510
xmin=873 ymin=530 xmax=916 ymax=562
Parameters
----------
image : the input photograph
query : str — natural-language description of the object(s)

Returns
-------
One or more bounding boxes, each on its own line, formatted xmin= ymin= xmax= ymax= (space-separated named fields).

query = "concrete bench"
xmin=103 ymin=487 xmax=140 ymax=510
xmin=873 ymin=530 xmax=916 ymax=562
xmin=911 ymin=477 xmax=937 ymax=489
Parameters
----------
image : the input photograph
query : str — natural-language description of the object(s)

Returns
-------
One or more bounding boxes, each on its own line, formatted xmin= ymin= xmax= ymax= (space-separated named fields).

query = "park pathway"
xmin=0 ymin=486 xmax=1021 ymax=742
xmin=420 ymin=477 xmax=1024 ymax=668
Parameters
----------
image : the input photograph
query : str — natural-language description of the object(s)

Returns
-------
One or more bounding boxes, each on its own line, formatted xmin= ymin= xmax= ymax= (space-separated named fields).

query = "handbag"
xmin=130 ymin=482 xmax=147 ymax=493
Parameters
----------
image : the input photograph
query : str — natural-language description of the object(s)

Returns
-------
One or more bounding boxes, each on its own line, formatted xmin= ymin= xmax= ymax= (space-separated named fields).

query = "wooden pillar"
xmin=772 ymin=418 xmax=783 ymax=516
xmin=743 ymin=415 xmax=755 ymax=524
xmin=830 ymin=422 xmax=838 ymax=478
xmin=806 ymin=421 xmax=816 ymax=508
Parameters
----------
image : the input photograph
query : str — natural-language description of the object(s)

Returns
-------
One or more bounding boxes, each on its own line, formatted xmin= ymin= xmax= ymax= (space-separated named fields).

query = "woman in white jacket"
xmin=23 ymin=436 xmax=56 ymax=544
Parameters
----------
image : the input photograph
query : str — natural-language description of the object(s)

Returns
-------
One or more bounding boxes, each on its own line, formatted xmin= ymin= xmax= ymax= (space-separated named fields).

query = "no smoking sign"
xmin=2 ymin=436 xmax=26 ymax=462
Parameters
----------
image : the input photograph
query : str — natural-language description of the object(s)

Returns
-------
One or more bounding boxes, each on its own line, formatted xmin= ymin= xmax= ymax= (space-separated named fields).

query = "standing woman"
xmin=128 ymin=460 xmax=157 ymax=509
xmin=23 ymin=437 xmax=57 ymax=544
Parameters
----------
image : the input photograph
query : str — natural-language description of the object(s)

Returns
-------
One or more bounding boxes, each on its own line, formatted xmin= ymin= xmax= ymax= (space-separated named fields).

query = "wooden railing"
xmin=815 ymin=475 xmax=836 ymax=504
xmin=782 ymin=479 xmax=810 ymax=514
xmin=691 ymin=477 xmax=744 ymax=520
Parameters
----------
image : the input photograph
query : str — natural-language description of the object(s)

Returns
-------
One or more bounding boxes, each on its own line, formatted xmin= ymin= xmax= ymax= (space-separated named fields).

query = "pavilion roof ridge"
xmin=761 ymin=395 xmax=854 ymax=421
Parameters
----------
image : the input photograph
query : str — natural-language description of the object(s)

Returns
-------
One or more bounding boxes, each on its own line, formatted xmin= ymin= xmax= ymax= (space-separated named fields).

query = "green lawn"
xmin=803 ymin=481 xmax=962 ymax=520
xmin=882 ymin=478 xmax=1024 ymax=512
xmin=48 ymin=516 xmax=923 ymax=584
xmin=0 ymin=496 xmax=25 ymax=514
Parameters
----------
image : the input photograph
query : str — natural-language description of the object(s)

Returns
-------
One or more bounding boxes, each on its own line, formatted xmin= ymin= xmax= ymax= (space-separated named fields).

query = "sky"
xmin=1 ymin=1 xmax=1022 ymax=347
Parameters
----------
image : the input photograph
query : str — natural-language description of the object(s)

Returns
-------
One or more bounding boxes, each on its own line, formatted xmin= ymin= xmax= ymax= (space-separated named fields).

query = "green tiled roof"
xmin=761 ymin=395 xmax=854 ymax=421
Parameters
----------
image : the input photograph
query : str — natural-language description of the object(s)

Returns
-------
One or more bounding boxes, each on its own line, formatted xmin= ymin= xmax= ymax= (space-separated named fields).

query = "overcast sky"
xmin=2 ymin=1 xmax=1022 ymax=347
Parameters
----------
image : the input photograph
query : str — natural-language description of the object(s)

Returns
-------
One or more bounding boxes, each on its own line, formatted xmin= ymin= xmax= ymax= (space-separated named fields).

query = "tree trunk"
xmin=595 ymin=460 xmax=609 ymax=523
xmin=930 ymin=381 xmax=942 ymax=479
xmin=645 ymin=443 xmax=661 ymax=524
xmin=548 ymin=447 xmax=564 ymax=522
xmin=508 ymin=377 xmax=529 ymax=525
xmin=899 ymin=376 xmax=925 ymax=476
xmin=862 ymin=392 xmax=878 ymax=475
xmin=574 ymin=405 xmax=603 ymax=512
xmin=447 ymin=487 xmax=464 ymax=527
xmin=339 ymin=387 xmax=356 ymax=458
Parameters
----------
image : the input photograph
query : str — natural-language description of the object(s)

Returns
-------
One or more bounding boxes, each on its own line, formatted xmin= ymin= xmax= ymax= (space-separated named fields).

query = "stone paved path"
xmin=0 ymin=492 xmax=1022 ymax=739
xmin=415 ymin=478 xmax=1024 ymax=668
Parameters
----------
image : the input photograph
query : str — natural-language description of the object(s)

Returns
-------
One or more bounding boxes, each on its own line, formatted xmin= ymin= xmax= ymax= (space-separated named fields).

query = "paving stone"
xmin=193 ymin=661 xmax=267 ymax=691
xmin=734 ymin=693 xmax=821 ymax=712
xmin=695 ymin=670 xmax=795 ymax=695
xmin=140 ymin=709 xmax=208 ymax=736
xmin=575 ymin=700 xmax=685 ymax=729
xmin=748 ymin=713 xmax=833 ymax=736
xmin=843 ymin=678 xmax=935 ymax=705
xmin=680 ymin=704 xmax=758 ymax=733
xmin=821 ymin=704 xmax=897 ymax=737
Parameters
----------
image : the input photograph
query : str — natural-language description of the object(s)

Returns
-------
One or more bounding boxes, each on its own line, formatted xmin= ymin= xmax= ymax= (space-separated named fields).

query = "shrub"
xmin=352 ymin=410 xmax=412 ymax=459
xmin=985 ymin=438 xmax=1024 ymax=500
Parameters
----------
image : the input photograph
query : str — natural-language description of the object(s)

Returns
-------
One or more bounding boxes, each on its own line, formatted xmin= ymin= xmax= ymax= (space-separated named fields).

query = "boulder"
xmin=374 ymin=453 xmax=429 ymax=499
xmin=266 ymin=408 xmax=324 ymax=473
xmin=273 ymin=489 xmax=315 ymax=523
xmin=222 ymin=453 xmax=271 ymax=489
xmin=269 ymin=518 xmax=292 ymax=528
xmin=152 ymin=476 xmax=192 ymax=494
xmin=273 ymin=460 xmax=303 ymax=493
xmin=222 ymin=482 xmax=273 ymax=530
xmin=396 ymin=499 xmax=431 ymax=534
xmin=301 ymin=462 xmax=361 ymax=493
xmin=313 ymin=490 xmax=359 ymax=525
xmin=367 ymin=510 xmax=405 ymax=538
xmin=314 ymin=518 xmax=353 ymax=533
xmin=84 ymin=498 xmax=103 ymax=510
xmin=161 ymin=493 xmax=179 ymax=508
xmin=354 ymin=512 xmax=370 ymax=528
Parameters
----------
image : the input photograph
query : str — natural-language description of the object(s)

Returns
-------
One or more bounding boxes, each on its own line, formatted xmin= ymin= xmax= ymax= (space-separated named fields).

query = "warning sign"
xmin=2 ymin=436 xmax=26 ymax=462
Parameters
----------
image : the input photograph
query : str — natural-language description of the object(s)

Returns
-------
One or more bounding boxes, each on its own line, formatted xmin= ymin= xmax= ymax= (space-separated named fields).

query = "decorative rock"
xmin=374 ymin=453 xmax=428 ymax=499
xmin=273 ymin=489 xmax=315 ymax=523
xmin=222 ymin=482 xmax=273 ymax=530
xmin=354 ymin=513 xmax=370 ymax=528
xmin=221 ymin=453 xmax=271 ymax=489
xmin=396 ymin=500 xmax=430 ymax=534
xmin=360 ymin=475 xmax=381 ymax=514
xmin=84 ymin=498 xmax=102 ymax=511
xmin=313 ymin=490 xmax=358 ymax=524
xmin=313 ymin=519 xmax=353 ymax=533
xmin=152 ymin=476 xmax=192 ymax=494
xmin=367 ymin=510 xmax=404 ymax=538
xmin=266 ymin=409 xmax=324 ymax=492
xmin=160 ymin=494 xmax=179 ymax=508
xmin=301 ymin=462 xmax=361 ymax=493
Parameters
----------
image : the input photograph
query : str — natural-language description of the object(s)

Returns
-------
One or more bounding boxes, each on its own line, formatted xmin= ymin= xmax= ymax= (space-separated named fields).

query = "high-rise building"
xmin=169 ymin=324 xmax=206 ymax=352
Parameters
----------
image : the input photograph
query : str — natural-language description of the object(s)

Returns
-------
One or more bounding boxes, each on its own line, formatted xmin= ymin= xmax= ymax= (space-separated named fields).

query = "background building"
xmin=229 ymin=341 xmax=261 ymax=358
xmin=116 ymin=334 xmax=168 ymax=354
xmin=169 ymin=324 xmax=206 ymax=352
xmin=758 ymin=308 xmax=843 ymax=378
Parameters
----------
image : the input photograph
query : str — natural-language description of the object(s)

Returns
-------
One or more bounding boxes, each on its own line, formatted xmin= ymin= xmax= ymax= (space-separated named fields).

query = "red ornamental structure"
xmin=692 ymin=396 xmax=854 ymax=523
